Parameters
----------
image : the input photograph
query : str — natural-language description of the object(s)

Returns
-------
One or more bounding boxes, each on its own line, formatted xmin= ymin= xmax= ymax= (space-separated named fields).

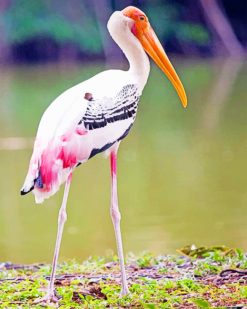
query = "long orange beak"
xmin=140 ymin=27 xmax=187 ymax=107
xmin=130 ymin=17 xmax=187 ymax=108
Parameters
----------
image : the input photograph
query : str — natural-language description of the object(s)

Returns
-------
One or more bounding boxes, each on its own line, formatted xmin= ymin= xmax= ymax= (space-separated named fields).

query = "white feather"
xmin=21 ymin=10 xmax=151 ymax=203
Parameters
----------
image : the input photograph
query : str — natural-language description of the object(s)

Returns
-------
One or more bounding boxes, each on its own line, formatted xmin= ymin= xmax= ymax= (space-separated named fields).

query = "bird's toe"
xmin=120 ymin=287 xmax=130 ymax=297
xmin=33 ymin=290 xmax=60 ymax=305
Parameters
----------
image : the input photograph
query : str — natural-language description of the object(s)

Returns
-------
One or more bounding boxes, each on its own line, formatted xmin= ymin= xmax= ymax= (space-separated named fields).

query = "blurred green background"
xmin=0 ymin=0 xmax=247 ymax=264
xmin=0 ymin=0 xmax=246 ymax=61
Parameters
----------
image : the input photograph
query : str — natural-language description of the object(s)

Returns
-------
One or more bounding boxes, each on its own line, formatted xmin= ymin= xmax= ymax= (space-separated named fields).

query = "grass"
xmin=0 ymin=246 xmax=247 ymax=308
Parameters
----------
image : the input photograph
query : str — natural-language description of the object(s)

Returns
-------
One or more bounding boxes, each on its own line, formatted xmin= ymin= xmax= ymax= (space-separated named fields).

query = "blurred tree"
xmin=144 ymin=0 xmax=210 ymax=55
xmin=0 ymin=0 xmax=246 ymax=63
xmin=91 ymin=0 xmax=123 ymax=64
xmin=0 ymin=0 xmax=11 ymax=62
xmin=0 ymin=0 xmax=103 ymax=62
xmin=199 ymin=0 xmax=245 ymax=57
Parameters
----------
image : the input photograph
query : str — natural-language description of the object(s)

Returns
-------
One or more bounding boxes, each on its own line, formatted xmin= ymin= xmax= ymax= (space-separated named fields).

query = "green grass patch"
xmin=0 ymin=246 xmax=247 ymax=308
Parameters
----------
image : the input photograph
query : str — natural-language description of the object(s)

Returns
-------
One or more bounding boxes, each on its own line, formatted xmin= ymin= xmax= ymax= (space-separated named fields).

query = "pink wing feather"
xmin=21 ymin=84 xmax=89 ymax=203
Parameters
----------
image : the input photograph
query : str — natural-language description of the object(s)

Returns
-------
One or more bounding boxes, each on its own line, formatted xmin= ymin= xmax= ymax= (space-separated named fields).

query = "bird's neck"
xmin=124 ymin=33 xmax=150 ymax=89
xmin=108 ymin=17 xmax=150 ymax=90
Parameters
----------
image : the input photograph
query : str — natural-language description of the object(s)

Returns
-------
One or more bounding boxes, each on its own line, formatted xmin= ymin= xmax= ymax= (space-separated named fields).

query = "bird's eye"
xmin=139 ymin=15 xmax=145 ymax=21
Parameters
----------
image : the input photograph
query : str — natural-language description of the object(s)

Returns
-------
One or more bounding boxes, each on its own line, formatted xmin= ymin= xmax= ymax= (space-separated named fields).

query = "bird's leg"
xmin=35 ymin=173 xmax=72 ymax=304
xmin=110 ymin=150 xmax=130 ymax=296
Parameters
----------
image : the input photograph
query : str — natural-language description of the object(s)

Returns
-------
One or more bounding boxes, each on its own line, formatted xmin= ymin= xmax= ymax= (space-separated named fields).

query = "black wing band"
xmin=79 ymin=84 xmax=140 ymax=130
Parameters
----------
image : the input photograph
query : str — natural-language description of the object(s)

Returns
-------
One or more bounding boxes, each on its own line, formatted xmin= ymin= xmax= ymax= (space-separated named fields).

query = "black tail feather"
xmin=20 ymin=185 xmax=34 ymax=196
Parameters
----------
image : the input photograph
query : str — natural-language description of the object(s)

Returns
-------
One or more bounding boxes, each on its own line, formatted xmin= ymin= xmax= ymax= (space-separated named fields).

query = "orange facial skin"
xmin=122 ymin=6 xmax=187 ymax=108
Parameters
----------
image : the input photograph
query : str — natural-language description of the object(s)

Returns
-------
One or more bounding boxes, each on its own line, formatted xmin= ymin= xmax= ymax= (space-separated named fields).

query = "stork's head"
xmin=121 ymin=6 xmax=187 ymax=108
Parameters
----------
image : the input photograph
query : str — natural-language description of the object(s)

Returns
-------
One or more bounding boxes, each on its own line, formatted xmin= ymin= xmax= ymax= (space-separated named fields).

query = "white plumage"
xmin=21 ymin=69 xmax=144 ymax=203
xmin=21 ymin=6 xmax=187 ymax=302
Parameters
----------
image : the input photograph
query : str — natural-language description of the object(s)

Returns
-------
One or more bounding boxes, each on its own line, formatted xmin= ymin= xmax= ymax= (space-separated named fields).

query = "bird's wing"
xmin=51 ymin=83 xmax=139 ymax=153
xmin=21 ymin=81 xmax=140 ymax=202
xmin=75 ymin=83 xmax=140 ymax=160
xmin=35 ymin=70 xmax=140 ymax=147
xmin=80 ymin=84 xmax=139 ymax=131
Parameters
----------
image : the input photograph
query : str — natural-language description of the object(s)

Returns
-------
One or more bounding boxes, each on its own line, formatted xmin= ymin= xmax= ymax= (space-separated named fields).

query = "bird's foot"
xmin=120 ymin=286 xmax=130 ymax=297
xmin=33 ymin=290 xmax=60 ymax=305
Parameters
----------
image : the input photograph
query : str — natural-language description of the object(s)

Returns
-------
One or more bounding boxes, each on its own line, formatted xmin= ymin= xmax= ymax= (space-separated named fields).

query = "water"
xmin=0 ymin=59 xmax=246 ymax=264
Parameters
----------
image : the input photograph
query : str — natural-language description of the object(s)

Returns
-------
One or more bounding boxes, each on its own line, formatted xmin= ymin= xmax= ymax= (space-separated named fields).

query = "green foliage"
xmin=136 ymin=252 xmax=157 ymax=268
xmin=240 ymin=286 xmax=247 ymax=298
xmin=179 ymin=244 xmax=234 ymax=259
xmin=177 ymin=279 xmax=202 ymax=292
xmin=145 ymin=1 xmax=209 ymax=46
xmin=0 ymin=249 xmax=246 ymax=307
xmin=192 ymin=298 xmax=210 ymax=308
xmin=177 ymin=23 xmax=209 ymax=45
xmin=0 ymin=0 xmax=102 ymax=53
xmin=0 ymin=0 xmax=210 ymax=58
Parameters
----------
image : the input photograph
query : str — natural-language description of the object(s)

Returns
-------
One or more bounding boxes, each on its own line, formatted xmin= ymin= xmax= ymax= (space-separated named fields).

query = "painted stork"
xmin=21 ymin=6 xmax=187 ymax=302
